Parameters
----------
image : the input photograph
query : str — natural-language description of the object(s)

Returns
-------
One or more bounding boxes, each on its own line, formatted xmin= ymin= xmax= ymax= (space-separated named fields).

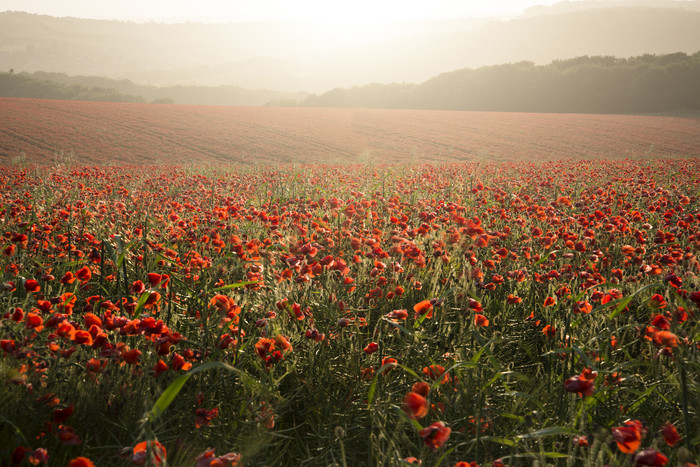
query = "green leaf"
xmin=481 ymin=436 xmax=517 ymax=446
xmin=604 ymin=282 xmax=664 ymax=320
xmin=534 ymin=249 xmax=560 ymax=266
xmin=367 ymin=362 xmax=397 ymax=408
xmin=516 ymin=426 xmax=579 ymax=439
xmin=607 ymin=296 xmax=632 ymax=320
xmin=149 ymin=361 xmax=234 ymax=422
xmin=382 ymin=318 xmax=414 ymax=337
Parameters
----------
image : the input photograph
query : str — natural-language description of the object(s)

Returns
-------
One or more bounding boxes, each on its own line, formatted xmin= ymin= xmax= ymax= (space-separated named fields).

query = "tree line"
xmin=0 ymin=71 xmax=307 ymax=106
xmin=2 ymin=52 xmax=699 ymax=113
xmin=0 ymin=71 xmax=147 ymax=103
xmin=302 ymin=52 xmax=700 ymax=113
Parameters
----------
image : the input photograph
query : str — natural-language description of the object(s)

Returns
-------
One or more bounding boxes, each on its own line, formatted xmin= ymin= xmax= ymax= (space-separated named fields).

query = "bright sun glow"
xmin=1 ymin=0 xmax=560 ymax=23
xmin=1 ymin=0 xmax=563 ymax=48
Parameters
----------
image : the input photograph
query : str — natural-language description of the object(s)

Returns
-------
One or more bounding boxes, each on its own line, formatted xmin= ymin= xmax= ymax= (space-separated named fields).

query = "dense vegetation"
xmin=303 ymin=52 xmax=700 ymax=113
xmin=0 ymin=72 xmax=146 ymax=103
xmin=0 ymin=161 xmax=698 ymax=466
xmin=0 ymin=71 xmax=308 ymax=106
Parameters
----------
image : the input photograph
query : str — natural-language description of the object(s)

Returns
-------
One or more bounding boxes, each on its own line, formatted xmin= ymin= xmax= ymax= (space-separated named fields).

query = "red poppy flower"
xmin=58 ymin=424 xmax=82 ymax=445
xmin=423 ymin=365 xmax=449 ymax=384
xmin=542 ymin=324 xmax=556 ymax=337
xmin=143 ymin=292 xmax=162 ymax=311
xmin=84 ymin=312 xmax=102 ymax=328
xmin=132 ymin=440 xmax=167 ymax=466
xmin=172 ymin=353 xmax=193 ymax=371
xmin=68 ymin=457 xmax=95 ymax=467
xmin=634 ymin=448 xmax=668 ymax=466
xmin=131 ymin=280 xmax=146 ymax=294
xmin=76 ymin=266 xmax=92 ymax=282
xmin=467 ymin=298 xmax=484 ymax=312
xmin=413 ymin=300 xmax=433 ymax=319
xmin=648 ymin=294 xmax=667 ymax=309
xmin=575 ymin=301 xmax=592 ymax=314
xmin=28 ymin=448 xmax=49 ymax=465
xmin=1 ymin=339 xmax=17 ymax=353
xmin=57 ymin=321 xmax=76 ymax=340
xmin=381 ymin=357 xmax=397 ymax=374
xmin=611 ymin=420 xmax=645 ymax=454
xmin=122 ymin=348 xmax=142 ymax=365
xmin=402 ymin=391 xmax=429 ymax=419
xmin=61 ymin=271 xmax=76 ymax=284
xmin=86 ymin=358 xmax=107 ymax=374
xmin=194 ymin=448 xmax=240 ymax=467
xmin=147 ymin=273 xmax=170 ymax=288
xmin=56 ymin=292 xmax=77 ymax=314
xmin=474 ymin=314 xmax=489 ymax=327
xmin=574 ymin=435 xmax=590 ymax=447
xmin=412 ymin=381 xmax=430 ymax=397
xmin=274 ymin=334 xmax=292 ymax=352
xmin=253 ymin=338 xmax=273 ymax=359
xmin=651 ymin=314 xmax=671 ymax=331
xmin=652 ymin=330 xmax=679 ymax=349
xmin=12 ymin=308 xmax=24 ymax=323
xmin=419 ymin=421 xmax=451 ymax=451
xmin=74 ymin=330 xmax=93 ymax=346
xmin=543 ymin=296 xmax=556 ymax=307
xmin=153 ymin=359 xmax=169 ymax=377
xmin=24 ymin=279 xmax=40 ymax=293
xmin=402 ymin=457 xmax=421 ymax=464
xmin=385 ymin=309 xmax=408 ymax=320
xmin=363 ymin=342 xmax=379 ymax=354
xmin=660 ymin=422 xmax=682 ymax=446
xmin=506 ymin=294 xmax=522 ymax=304
xmin=563 ymin=371 xmax=595 ymax=397
xmin=53 ymin=403 xmax=75 ymax=423
xmin=25 ymin=312 xmax=44 ymax=331
xmin=195 ymin=407 xmax=219 ymax=428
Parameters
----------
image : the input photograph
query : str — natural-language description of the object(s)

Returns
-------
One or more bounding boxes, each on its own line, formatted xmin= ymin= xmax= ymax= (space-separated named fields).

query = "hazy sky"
xmin=0 ymin=0 xmax=562 ymax=22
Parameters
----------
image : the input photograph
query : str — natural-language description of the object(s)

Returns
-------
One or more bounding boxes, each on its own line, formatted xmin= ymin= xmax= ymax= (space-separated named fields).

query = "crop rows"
xmin=1 ymin=98 xmax=699 ymax=166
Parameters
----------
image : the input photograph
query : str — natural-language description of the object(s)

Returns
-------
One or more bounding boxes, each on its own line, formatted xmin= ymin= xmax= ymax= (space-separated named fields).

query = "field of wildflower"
xmin=0 ymin=158 xmax=698 ymax=466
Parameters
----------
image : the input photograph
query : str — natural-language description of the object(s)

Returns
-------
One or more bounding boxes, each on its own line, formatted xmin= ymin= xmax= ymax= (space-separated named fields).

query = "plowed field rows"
xmin=1 ymin=97 xmax=699 ymax=165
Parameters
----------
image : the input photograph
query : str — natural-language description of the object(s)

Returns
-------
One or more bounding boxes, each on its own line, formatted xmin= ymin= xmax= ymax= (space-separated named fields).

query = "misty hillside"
xmin=1 ymin=2 xmax=700 ymax=92
xmin=302 ymin=52 xmax=700 ymax=114
xmin=0 ymin=71 xmax=308 ymax=106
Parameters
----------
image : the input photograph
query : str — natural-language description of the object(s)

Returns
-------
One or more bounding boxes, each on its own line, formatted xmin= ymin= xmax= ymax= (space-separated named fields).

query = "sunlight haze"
xmin=1 ymin=0 xmax=699 ymax=93
xmin=0 ymin=0 xmax=561 ymax=22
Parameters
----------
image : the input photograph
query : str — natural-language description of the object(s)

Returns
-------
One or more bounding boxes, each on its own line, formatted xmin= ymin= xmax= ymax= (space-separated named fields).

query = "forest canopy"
xmin=0 ymin=71 xmax=146 ymax=103
xmin=302 ymin=52 xmax=700 ymax=113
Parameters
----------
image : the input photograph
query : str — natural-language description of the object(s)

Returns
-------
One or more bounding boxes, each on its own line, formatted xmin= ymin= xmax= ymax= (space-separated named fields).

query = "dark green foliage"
xmin=0 ymin=72 xmax=146 ymax=103
xmin=303 ymin=52 xmax=700 ymax=113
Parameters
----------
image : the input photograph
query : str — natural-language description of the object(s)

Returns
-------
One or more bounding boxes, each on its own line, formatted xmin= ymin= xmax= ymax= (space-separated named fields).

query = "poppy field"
xmin=0 ymin=157 xmax=698 ymax=467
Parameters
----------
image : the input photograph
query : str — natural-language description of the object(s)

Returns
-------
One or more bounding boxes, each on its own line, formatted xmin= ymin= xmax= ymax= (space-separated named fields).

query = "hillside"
xmin=302 ymin=52 xmax=700 ymax=113
xmin=2 ymin=3 xmax=700 ymax=92
xmin=0 ymin=71 xmax=307 ymax=106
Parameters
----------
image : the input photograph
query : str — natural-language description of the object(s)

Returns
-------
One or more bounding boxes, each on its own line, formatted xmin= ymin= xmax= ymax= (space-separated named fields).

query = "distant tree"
xmin=151 ymin=97 xmax=175 ymax=104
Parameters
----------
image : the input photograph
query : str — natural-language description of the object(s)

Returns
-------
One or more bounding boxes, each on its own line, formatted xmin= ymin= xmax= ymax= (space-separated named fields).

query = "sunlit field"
xmin=1 ymin=159 xmax=698 ymax=466
xmin=2 ymin=98 xmax=700 ymax=166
